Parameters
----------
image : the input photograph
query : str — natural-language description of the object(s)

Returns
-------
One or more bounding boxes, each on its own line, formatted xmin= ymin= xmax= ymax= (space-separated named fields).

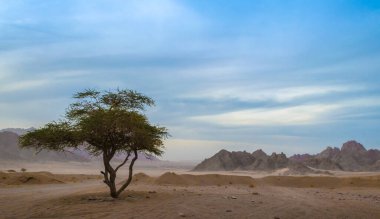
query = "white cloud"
xmin=0 ymin=79 xmax=50 ymax=93
xmin=184 ymin=85 xmax=360 ymax=103
xmin=190 ymin=96 xmax=380 ymax=126
xmin=269 ymin=86 xmax=352 ymax=102
xmin=162 ymin=137 xmax=319 ymax=161
xmin=191 ymin=104 xmax=339 ymax=126
xmin=340 ymin=97 xmax=380 ymax=108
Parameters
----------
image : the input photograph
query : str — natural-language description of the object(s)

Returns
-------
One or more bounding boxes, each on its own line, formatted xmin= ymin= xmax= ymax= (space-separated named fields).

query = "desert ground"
xmin=0 ymin=163 xmax=380 ymax=219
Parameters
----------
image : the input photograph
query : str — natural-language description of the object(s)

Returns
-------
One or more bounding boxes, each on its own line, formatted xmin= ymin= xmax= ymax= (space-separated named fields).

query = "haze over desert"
xmin=1 ymin=129 xmax=380 ymax=218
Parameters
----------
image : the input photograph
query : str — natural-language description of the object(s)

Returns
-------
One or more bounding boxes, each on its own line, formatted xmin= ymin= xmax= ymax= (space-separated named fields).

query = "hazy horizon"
xmin=1 ymin=0 xmax=380 ymax=161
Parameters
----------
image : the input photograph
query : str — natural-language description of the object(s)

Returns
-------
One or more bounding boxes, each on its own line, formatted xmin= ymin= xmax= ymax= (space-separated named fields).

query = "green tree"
xmin=19 ymin=89 xmax=168 ymax=198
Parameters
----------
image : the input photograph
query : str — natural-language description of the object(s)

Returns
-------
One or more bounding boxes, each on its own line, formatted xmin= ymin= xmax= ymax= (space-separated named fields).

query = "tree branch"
xmin=116 ymin=150 xmax=138 ymax=196
xmin=100 ymin=171 xmax=110 ymax=186
xmin=115 ymin=151 xmax=131 ymax=173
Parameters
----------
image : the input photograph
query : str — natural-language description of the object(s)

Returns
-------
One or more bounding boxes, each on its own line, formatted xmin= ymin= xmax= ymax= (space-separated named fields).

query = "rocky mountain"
xmin=193 ymin=149 xmax=291 ymax=172
xmin=316 ymin=146 xmax=340 ymax=160
xmin=192 ymin=150 xmax=253 ymax=171
xmin=194 ymin=140 xmax=380 ymax=172
xmin=289 ymin=153 xmax=313 ymax=162
xmin=292 ymin=141 xmax=380 ymax=171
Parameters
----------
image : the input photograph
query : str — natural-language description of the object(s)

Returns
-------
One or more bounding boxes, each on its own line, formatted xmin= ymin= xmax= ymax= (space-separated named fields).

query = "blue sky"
xmin=1 ymin=0 xmax=380 ymax=160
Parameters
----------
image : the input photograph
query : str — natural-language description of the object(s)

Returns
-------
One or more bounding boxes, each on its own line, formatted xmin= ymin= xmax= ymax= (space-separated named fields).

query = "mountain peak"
xmin=252 ymin=149 xmax=267 ymax=158
xmin=216 ymin=149 xmax=230 ymax=155
xmin=289 ymin=153 xmax=313 ymax=162
xmin=317 ymin=146 xmax=340 ymax=159
xmin=341 ymin=140 xmax=366 ymax=153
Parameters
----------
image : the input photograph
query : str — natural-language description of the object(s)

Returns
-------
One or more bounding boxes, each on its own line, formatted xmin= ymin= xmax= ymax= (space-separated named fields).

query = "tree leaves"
xmin=19 ymin=121 xmax=81 ymax=152
xmin=19 ymin=88 xmax=168 ymax=157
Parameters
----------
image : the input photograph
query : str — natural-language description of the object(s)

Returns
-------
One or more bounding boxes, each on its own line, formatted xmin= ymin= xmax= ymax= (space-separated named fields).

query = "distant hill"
xmin=193 ymin=149 xmax=291 ymax=171
xmin=194 ymin=141 xmax=380 ymax=172
xmin=0 ymin=131 xmax=89 ymax=162
xmin=0 ymin=127 xmax=35 ymax=136
xmin=290 ymin=141 xmax=380 ymax=171
xmin=0 ymin=128 xmax=160 ymax=163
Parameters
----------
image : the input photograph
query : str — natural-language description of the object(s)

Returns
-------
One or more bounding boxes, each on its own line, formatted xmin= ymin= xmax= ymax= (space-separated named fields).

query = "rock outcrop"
xmin=194 ymin=140 xmax=380 ymax=172
xmin=193 ymin=150 xmax=254 ymax=171
xmin=335 ymin=141 xmax=372 ymax=171
xmin=194 ymin=149 xmax=290 ymax=171
xmin=299 ymin=141 xmax=380 ymax=171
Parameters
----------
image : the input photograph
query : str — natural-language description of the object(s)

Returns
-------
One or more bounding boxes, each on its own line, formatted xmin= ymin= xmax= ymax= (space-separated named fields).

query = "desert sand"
xmin=0 ymin=171 xmax=102 ymax=186
xmin=0 ymin=166 xmax=380 ymax=219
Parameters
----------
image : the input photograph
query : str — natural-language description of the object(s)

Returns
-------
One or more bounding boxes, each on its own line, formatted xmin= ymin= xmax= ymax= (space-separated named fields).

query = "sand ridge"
xmin=257 ymin=175 xmax=380 ymax=188
xmin=133 ymin=172 xmax=380 ymax=189
xmin=154 ymin=172 xmax=256 ymax=186
xmin=0 ymin=171 xmax=101 ymax=186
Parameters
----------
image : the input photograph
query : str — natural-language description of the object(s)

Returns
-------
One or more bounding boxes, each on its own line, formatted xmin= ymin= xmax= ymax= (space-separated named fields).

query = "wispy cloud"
xmin=191 ymin=104 xmax=339 ymax=126
xmin=0 ymin=79 xmax=50 ymax=93
xmin=183 ymin=85 xmax=361 ymax=103
xmin=191 ymin=97 xmax=380 ymax=126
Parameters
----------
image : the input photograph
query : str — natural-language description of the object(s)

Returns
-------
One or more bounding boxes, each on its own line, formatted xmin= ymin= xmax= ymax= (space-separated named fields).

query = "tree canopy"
xmin=20 ymin=89 xmax=168 ymax=198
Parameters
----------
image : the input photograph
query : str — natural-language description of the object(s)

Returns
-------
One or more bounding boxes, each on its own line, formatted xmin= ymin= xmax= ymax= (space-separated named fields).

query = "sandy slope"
xmin=0 ymin=171 xmax=101 ymax=186
xmin=1 ymin=171 xmax=380 ymax=219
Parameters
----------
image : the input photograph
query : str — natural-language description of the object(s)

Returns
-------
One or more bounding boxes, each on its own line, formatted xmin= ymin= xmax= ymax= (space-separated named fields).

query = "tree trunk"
xmin=101 ymin=150 xmax=138 ymax=198
xmin=103 ymin=178 xmax=117 ymax=198
xmin=102 ymin=151 xmax=118 ymax=198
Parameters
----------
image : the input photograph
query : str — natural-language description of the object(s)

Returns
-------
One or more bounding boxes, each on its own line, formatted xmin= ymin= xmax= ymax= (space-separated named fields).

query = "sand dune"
xmin=131 ymin=172 xmax=256 ymax=187
xmin=0 ymin=171 xmax=101 ymax=186
xmin=154 ymin=172 xmax=256 ymax=186
xmin=3 ymin=170 xmax=380 ymax=190
xmin=258 ymin=175 xmax=380 ymax=188
xmin=134 ymin=172 xmax=380 ymax=189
